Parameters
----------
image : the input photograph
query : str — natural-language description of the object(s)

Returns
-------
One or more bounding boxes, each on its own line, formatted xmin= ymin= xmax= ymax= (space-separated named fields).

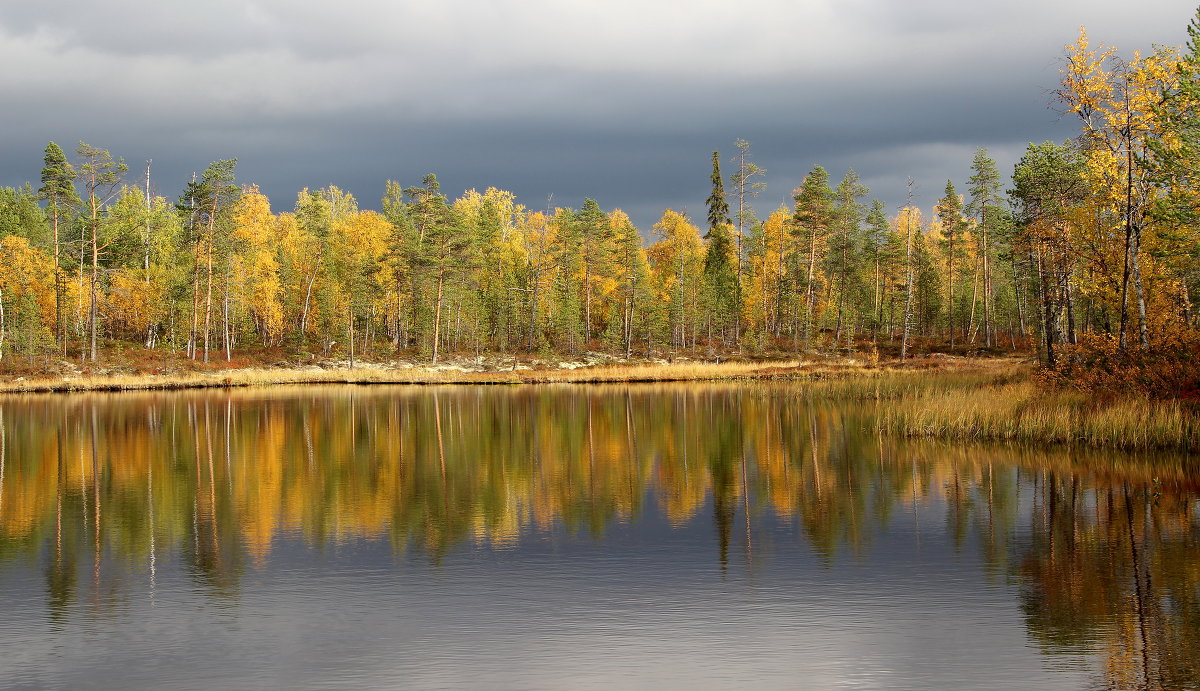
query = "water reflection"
xmin=0 ymin=384 xmax=1197 ymax=688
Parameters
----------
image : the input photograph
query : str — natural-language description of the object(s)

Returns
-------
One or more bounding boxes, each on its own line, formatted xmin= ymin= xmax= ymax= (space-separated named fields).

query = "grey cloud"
xmin=0 ymin=1 xmax=1190 ymax=229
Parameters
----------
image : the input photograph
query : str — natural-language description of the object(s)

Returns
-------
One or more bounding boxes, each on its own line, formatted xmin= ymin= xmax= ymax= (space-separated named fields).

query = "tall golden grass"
xmin=799 ymin=361 xmax=1199 ymax=450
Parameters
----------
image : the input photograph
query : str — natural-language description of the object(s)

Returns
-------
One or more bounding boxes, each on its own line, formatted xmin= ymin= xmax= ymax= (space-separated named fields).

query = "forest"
xmin=1 ymin=18 xmax=1199 ymax=398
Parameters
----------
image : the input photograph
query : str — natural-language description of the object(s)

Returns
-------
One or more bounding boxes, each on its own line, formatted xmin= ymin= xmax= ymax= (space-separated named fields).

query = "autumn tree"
xmin=1059 ymin=29 xmax=1178 ymax=349
xmin=329 ymin=211 xmax=391 ymax=366
xmin=230 ymin=188 xmax=284 ymax=346
xmin=101 ymin=187 xmax=179 ymax=347
xmin=648 ymin=210 xmax=704 ymax=350
xmin=607 ymin=210 xmax=654 ymax=357
xmin=899 ymin=179 xmax=920 ymax=361
xmin=744 ymin=208 xmax=790 ymax=348
xmin=0 ymin=236 xmax=55 ymax=360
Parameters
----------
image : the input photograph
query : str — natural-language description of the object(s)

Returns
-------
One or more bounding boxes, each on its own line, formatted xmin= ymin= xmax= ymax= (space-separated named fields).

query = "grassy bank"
xmin=0 ymin=358 xmax=817 ymax=393
xmin=801 ymin=360 xmax=1200 ymax=450
xmin=4 ymin=354 xmax=1194 ymax=451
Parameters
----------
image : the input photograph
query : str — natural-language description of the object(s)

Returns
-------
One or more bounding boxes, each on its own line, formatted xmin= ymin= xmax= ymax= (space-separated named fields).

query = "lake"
xmin=0 ymin=384 xmax=1196 ymax=689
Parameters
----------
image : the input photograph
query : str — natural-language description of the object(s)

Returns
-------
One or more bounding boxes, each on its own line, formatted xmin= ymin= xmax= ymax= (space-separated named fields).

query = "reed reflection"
xmin=0 ymin=384 xmax=1197 ymax=687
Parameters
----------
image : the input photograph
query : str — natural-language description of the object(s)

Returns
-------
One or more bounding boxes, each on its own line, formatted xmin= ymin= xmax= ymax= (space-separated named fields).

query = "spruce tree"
xmin=706 ymin=151 xmax=732 ymax=232
xmin=704 ymin=151 xmax=739 ymax=346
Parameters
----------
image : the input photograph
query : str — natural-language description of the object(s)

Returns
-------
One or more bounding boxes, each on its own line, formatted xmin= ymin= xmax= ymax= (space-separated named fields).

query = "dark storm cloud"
xmin=0 ymin=1 xmax=1191 ymax=228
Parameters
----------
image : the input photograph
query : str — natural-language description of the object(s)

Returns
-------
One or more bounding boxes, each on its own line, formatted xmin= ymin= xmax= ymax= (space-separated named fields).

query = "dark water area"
xmin=0 ymin=384 xmax=1197 ymax=689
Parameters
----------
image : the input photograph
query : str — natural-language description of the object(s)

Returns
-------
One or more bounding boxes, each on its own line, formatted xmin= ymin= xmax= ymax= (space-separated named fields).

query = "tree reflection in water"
xmin=0 ymin=384 xmax=1196 ymax=687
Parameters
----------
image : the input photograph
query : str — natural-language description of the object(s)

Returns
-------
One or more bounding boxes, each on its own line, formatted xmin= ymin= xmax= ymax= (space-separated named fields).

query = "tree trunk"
xmin=348 ymin=304 xmax=355 ymax=369
xmin=676 ymin=250 xmax=685 ymax=349
xmin=223 ymin=262 xmax=231 ymax=362
xmin=77 ymin=222 xmax=86 ymax=344
xmin=1064 ymin=272 xmax=1077 ymax=346
xmin=625 ymin=282 xmax=635 ymax=360
xmin=584 ymin=250 xmax=592 ymax=347
xmin=948 ymin=232 xmax=955 ymax=350
xmin=834 ymin=242 xmax=848 ymax=346
xmin=774 ymin=236 xmax=785 ymax=339
xmin=0 ymin=284 xmax=6 ymax=362
xmin=1037 ymin=245 xmax=1057 ymax=369
xmin=51 ymin=209 xmax=63 ymax=355
xmin=189 ymin=242 xmax=201 ymax=360
xmin=1131 ymin=223 xmax=1149 ymax=349
xmin=1013 ymin=252 xmax=1027 ymax=345
xmin=901 ymin=215 xmax=915 ymax=363
xmin=203 ymin=234 xmax=213 ymax=364
xmin=1118 ymin=108 xmax=1135 ymax=351
xmin=967 ymin=256 xmax=980 ymax=344
xmin=431 ymin=268 xmax=445 ymax=364
xmin=982 ymin=212 xmax=992 ymax=348
xmin=300 ymin=255 xmax=323 ymax=342
xmin=89 ymin=196 xmax=100 ymax=363
xmin=804 ymin=228 xmax=818 ymax=348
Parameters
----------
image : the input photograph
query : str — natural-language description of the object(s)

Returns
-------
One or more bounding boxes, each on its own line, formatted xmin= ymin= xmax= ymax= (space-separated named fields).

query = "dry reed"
xmin=799 ymin=361 xmax=1199 ymax=450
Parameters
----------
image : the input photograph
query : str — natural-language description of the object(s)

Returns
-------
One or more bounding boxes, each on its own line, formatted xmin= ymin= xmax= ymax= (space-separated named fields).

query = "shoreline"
xmin=0 ymin=357 xmax=855 ymax=394
xmin=5 ymin=356 xmax=1193 ymax=451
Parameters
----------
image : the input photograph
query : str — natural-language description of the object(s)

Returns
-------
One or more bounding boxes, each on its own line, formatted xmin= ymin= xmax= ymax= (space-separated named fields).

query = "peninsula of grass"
xmin=800 ymin=360 xmax=1200 ymax=451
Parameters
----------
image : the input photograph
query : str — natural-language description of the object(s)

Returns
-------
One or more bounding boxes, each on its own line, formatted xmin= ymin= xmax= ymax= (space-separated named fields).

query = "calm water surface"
xmin=0 ymin=384 xmax=1197 ymax=689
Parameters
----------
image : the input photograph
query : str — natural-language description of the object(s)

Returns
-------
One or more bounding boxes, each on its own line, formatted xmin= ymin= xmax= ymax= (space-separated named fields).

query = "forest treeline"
xmin=2 ymin=14 xmax=1200 ymax=394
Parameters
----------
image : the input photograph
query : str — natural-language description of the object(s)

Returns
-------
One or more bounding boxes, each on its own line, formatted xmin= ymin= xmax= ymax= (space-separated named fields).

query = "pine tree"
xmin=406 ymin=174 xmax=472 ymax=362
xmin=936 ymin=180 xmax=966 ymax=348
xmin=830 ymin=171 xmax=867 ymax=350
xmin=575 ymin=198 xmax=614 ymax=346
xmin=76 ymin=142 xmax=127 ymax=362
xmin=38 ymin=142 xmax=79 ymax=353
xmin=790 ymin=166 xmax=835 ymax=349
xmin=1010 ymin=141 xmax=1086 ymax=369
xmin=966 ymin=149 xmax=1002 ymax=347
xmin=729 ymin=139 xmax=765 ymax=307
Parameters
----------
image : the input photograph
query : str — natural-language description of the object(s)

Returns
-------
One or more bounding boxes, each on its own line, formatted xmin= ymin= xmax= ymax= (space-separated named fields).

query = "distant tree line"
xmin=2 ymin=10 xmax=1199 ymax=378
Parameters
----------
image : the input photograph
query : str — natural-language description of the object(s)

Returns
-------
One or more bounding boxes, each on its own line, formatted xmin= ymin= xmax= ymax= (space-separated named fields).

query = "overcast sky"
xmin=0 ymin=1 xmax=1193 ymax=229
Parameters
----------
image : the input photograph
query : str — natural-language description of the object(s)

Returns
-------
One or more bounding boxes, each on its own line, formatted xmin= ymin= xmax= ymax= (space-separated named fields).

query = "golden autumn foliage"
xmin=0 ymin=235 xmax=55 ymax=323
